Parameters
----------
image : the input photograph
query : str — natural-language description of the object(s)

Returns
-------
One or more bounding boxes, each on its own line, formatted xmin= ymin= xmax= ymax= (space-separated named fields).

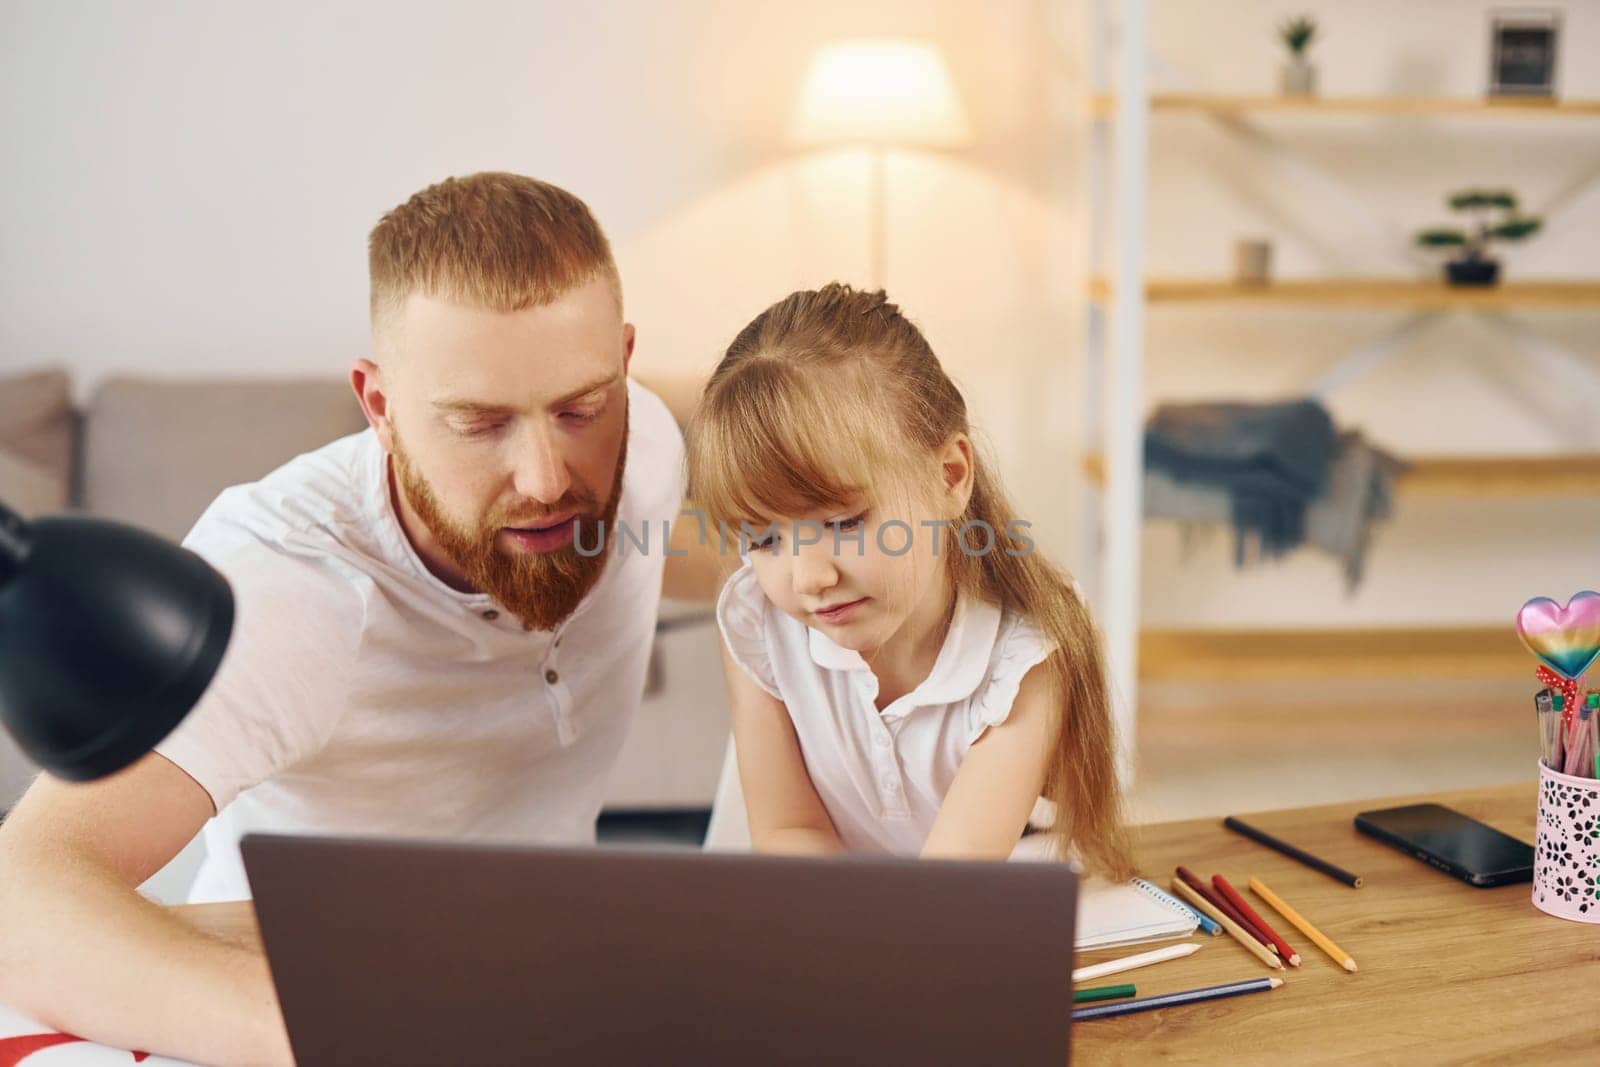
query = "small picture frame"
xmin=1489 ymin=9 xmax=1561 ymax=98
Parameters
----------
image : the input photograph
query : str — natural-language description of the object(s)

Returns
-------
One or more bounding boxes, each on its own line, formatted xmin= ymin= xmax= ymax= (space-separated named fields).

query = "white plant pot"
xmin=1280 ymin=56 xmax=1317 ymax=96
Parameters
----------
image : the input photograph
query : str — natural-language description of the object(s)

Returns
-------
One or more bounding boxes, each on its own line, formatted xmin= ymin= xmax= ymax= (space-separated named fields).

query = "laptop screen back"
xmin=242 ymin=834 xmax=1077 ymax=1066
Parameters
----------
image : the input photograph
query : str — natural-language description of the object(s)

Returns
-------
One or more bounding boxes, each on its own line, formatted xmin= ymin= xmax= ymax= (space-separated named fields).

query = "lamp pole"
xmin=869 ymin=144 xmax=888 ymax=292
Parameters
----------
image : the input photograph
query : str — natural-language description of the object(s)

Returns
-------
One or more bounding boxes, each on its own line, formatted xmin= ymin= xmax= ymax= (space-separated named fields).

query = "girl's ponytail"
xmin=955 ymin=465 xmax=1134 ymax=879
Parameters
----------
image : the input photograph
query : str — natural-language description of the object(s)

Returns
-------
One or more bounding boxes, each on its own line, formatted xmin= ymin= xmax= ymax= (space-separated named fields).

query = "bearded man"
xmin=0 ymin=173 xmax=709 ymax=1065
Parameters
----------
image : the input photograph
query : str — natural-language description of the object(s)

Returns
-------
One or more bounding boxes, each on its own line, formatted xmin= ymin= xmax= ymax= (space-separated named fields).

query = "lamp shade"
xmin=0 ymin=500 xmax=233 ymax=781
xmin=793 ymin=39 xmax=972 ymax=147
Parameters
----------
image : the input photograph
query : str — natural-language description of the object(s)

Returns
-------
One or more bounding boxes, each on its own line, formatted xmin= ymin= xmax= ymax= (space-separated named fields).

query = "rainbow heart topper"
xmin=1517 ymin=591 xmax=1600 ymax=681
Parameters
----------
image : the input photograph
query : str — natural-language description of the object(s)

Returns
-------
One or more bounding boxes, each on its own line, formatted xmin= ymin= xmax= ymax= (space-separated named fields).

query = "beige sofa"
xmin=0 ymin=367 xmax=729 ymax=824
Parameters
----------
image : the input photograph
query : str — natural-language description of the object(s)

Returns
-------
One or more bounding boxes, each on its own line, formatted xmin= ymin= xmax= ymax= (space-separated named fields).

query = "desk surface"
xmin=1071 ymin=781 xmax=1598 ymax=1064
xmin=173 ymin=782 xmax=1600 ymax=1065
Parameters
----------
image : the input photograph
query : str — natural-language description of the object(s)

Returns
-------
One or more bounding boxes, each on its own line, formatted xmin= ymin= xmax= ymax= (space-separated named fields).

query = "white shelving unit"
xmin=1083 ymin=0 xmax=1149 ymax=777
xmin=1080 ymin=3 xmax=1600 ymax=763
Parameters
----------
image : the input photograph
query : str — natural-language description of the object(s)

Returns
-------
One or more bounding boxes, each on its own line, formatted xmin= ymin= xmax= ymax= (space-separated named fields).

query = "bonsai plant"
xmin=1415 ymin=189 xmax=1543 ymax=286
xmin=1278 ymin=15 xmax=1317 ymax=96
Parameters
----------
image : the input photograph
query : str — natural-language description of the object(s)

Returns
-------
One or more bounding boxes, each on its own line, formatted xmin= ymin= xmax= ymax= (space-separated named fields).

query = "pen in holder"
xmin=1533 ymin=759 xmax=1600 ymax=923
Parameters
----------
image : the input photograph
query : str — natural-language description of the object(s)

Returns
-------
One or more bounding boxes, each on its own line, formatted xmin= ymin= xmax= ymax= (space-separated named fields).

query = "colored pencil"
xmin=1134 ymin=877 xmax=1222 ymax=936
xmin=1213 ymin=874 xmax=1301 ymax=966
xmin=1072 ymin=977 xmax=1283 ymax=1021
xmin=1071 ymin=942 xmax=1200 ymax=983
xmin=1248 ymin=876 xmax=1358 ymax=973
xmin=1224 ymin=816 xmax=1365 ymax=888
xmin=1170 ymin=878 xmax=1281 ymax=971
xmin=1175 ymin=866 xmax=1277 ymax=953
xmin=1536 ymin=689 xmax=1562 ymax=770
xmin=1590 ymin=694 xmax=1600 ymax=779
xmin=1565 ymin=703 xmax=1596 ymax=778
xmin=1073 ymin=983 xmax=1137 ymax=1004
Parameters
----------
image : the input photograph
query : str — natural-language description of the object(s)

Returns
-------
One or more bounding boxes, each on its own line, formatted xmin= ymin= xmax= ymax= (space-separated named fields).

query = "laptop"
xmin=240 ymin=833 xmax=1078 ymax=1065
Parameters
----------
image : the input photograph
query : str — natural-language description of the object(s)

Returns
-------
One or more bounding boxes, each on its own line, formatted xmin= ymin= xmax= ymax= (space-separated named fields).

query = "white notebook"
xmin=1075 ymin=877 xmax=1200 ymax=950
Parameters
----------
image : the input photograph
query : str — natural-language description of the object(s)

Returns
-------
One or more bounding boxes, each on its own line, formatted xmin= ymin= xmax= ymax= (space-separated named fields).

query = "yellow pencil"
xmin=1248 ymin=877 xmax=1358 ymax=973
xmin=1170 ymin=878 xmax=1281 ymax=971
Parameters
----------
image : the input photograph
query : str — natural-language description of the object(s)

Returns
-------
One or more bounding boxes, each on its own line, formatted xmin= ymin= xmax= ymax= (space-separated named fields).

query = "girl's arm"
xmin=920 ymin=662 xmax=1057 ymax=860
xmin=720 ymin=643 xmax=846 ymax=855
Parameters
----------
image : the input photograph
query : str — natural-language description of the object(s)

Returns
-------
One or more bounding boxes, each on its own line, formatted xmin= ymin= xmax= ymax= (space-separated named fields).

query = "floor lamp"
xmin=793 ymin=39 xmax=972 ymax=292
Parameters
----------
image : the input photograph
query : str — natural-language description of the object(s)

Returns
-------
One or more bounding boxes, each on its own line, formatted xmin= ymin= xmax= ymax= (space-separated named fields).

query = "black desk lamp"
xmin=0 ymin=498 xmax=233 ymax=781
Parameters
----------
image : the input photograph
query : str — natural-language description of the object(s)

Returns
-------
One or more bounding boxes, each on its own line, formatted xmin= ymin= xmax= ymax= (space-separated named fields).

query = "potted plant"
xmin=1415 ymin=189 xmax=1543 ymax=286
xmin=1279 ymin=15 xmax=1317 ymax=96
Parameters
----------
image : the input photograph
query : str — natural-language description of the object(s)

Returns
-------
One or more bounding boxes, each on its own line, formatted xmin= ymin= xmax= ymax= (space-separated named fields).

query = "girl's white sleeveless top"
xmin=715 ymin=563 xmax=1053 ymax=855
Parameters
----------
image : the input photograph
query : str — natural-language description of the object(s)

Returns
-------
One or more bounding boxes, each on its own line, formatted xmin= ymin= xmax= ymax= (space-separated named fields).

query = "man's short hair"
xmin=368 ymin=172 xmax=620 ymax=331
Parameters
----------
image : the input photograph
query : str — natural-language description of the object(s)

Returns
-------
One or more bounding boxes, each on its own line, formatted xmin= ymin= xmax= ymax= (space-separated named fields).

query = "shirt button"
xmin=481 ymin=609 xmax=500 ymax=621
xmin=545 ymin=669 xmax=560 ymax=685
xmin=873 ymin=733 xmax=889 ymax=748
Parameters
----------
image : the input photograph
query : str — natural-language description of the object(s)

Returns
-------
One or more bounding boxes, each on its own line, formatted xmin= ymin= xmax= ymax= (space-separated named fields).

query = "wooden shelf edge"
xmin=1084 ymin=452 xmax=1600 ymax=498
xmin=1088 ymin=92 xmax=1600 ymax=118
xmin=1139 ymin=625 xmax=1524 ymax=680
xmin=1087 ymin=277 xmax=1600 ymax=308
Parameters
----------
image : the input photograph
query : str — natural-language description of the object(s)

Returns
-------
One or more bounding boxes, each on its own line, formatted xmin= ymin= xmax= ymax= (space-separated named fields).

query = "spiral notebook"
xmin=1075 ymin=877 xmax=1201 ymax=950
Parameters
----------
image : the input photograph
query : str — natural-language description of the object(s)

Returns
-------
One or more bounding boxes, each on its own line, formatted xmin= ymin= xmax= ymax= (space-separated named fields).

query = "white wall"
xmin=0 ymin=0 xmax=1083 ymax=555
xmin=2 ymin=0 xmax=1596 ymax=635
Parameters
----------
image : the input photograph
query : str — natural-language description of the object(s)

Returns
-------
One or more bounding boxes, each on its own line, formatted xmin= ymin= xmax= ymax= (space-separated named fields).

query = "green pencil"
xmin=1073 ymin=983 xmax=1137 ymax=1004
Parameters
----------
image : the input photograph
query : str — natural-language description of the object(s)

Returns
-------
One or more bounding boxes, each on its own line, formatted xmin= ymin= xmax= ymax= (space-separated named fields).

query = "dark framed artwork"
xmin=1489 ymin=9 xmax=1561 ymax=97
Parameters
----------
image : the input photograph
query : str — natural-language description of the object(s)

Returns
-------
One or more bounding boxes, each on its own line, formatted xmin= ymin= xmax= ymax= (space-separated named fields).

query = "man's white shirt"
xmin=155 ymin=379 xmax=684 ymax=902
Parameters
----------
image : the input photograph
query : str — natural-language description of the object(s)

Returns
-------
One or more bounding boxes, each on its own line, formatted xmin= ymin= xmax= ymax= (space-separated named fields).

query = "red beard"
xmin=390 ymin=425 xmax=627 ymax=631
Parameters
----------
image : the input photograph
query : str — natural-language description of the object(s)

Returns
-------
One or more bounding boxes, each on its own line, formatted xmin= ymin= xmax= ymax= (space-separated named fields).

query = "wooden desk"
xmin=172 ymin=783 xmax=1600 ymax=1064
xmin=173 ymin=901 xmax=262 ymax=950
xmin=1072 ymin=782 xmax=1598 ymax=1064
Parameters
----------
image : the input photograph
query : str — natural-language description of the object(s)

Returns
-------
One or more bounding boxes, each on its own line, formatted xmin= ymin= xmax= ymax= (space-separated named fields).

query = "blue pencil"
xmin=1072 ymin=976 xmax=1284 ymax=1021
xmin=1135 ymin=877 xmax=1222 ymax=936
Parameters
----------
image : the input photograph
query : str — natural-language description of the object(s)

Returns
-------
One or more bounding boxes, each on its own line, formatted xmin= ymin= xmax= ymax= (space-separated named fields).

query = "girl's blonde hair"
xmin=687 ymin=283 xmax=1133 ymax=878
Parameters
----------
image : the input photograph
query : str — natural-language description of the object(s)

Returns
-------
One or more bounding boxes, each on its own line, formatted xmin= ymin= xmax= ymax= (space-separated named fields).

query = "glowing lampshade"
xmin=793 ymin=39 xmax=972 ymax=147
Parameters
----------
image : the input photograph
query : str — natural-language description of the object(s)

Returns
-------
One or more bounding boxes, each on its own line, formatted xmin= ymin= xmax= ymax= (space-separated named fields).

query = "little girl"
xmin=686 ymin=283 xmax=1132 ymax=877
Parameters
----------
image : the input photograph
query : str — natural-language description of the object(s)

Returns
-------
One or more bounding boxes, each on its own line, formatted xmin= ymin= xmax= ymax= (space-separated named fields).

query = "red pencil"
xmin=1174 ymin=866 xmax=1276 ymax=954
xmin=1212 ymin=874 xmax=1301 ymax=967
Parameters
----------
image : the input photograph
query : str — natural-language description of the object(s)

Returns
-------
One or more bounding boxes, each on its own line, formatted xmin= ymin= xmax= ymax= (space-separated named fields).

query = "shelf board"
xmin=1087 ymin=277 xmax=1600 ymax=309
xmin=1088 ymin=93 xmax=1600 ymax=119
xmin=1084 ymin=452 xmax=1600 ymax=497
xmin=1138 ymin=625 xmax=1524 ymax=680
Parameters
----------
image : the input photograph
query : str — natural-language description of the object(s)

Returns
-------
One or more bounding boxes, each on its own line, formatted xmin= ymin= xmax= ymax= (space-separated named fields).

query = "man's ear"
xmin=941 ymin=433 xmax=976 ymax=517
xmin=622 ymin=322 xmax=636 ymax=376
xmin=351 ymin=358 xmax=396 ymax=452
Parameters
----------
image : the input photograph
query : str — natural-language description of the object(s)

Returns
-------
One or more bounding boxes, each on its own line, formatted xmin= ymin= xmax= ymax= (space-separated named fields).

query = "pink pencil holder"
xmin=1533 ymin=759 xmax=1600 ymax=923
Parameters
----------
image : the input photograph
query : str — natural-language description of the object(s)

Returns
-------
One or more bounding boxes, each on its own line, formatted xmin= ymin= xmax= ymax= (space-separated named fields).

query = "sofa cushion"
xmin=0 ymin=366 xmax=74 ymax=515
xmin=0 ymin=448 xmax=65 ymax=517
xmin=82 ymin=377 xmax=368 ymax=542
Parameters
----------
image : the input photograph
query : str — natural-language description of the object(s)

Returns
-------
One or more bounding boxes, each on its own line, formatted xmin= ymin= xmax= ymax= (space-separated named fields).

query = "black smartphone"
xmin=1354 ymin=803 xmax=1534 ymax=888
